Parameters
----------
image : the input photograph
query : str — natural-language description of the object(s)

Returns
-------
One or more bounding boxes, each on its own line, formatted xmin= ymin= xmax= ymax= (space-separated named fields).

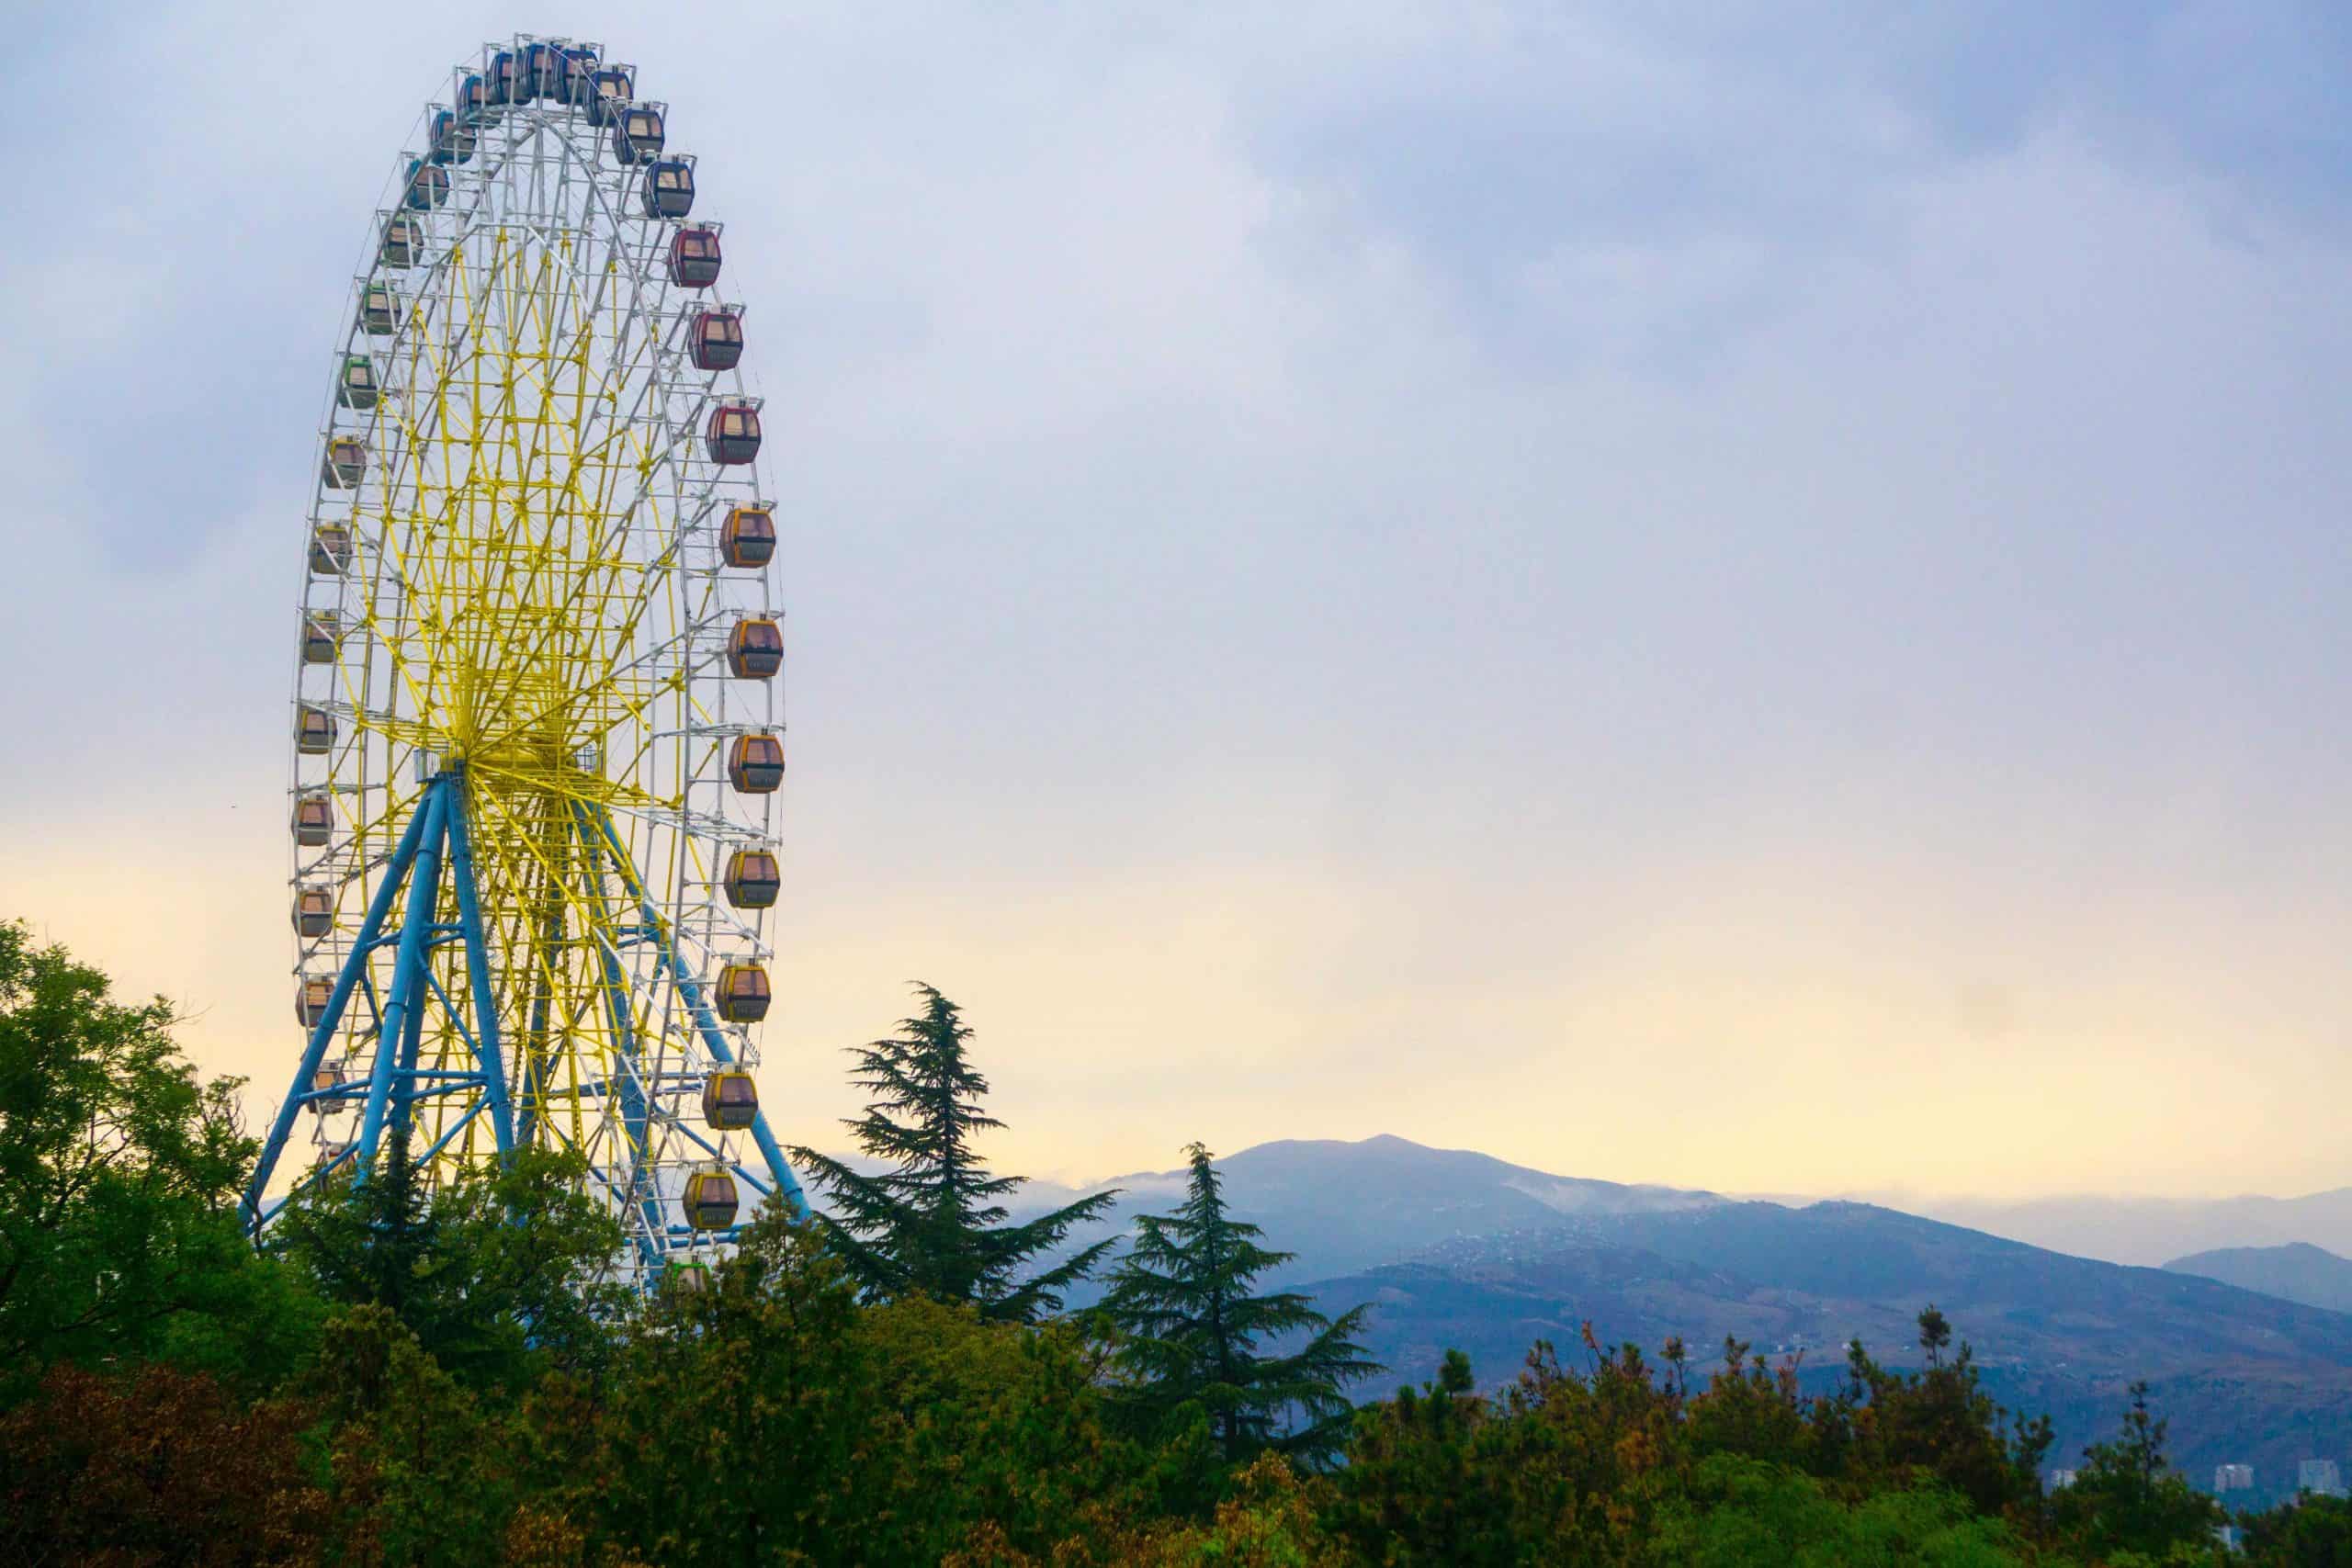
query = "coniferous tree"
xmin=787 ymin=985 xmax=1117 ymax=1322
xmin=1104 ymin=1142 xmax=1382 ymax=1466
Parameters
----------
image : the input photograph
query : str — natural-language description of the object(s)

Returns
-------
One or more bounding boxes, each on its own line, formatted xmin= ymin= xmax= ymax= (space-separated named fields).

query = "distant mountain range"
xmin=1887 ymin=1190 xmax=2352 ymax=1269
xmin=2164 ymin=1241 xmax=2352 ymax=1315
xmin=978 ymin=1135 xmax=2352 ymax=1502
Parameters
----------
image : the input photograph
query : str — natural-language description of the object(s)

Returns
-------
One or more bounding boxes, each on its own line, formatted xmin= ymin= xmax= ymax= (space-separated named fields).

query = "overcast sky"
xmin=4 ymin=2 xmax=2348 ymax=1201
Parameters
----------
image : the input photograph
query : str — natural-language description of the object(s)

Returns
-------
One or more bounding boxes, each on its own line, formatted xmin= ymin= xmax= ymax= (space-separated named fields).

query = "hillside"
xmin=2164 ymin=1241 xmax=2352 ymax=1315
xmin=1292 ymin=1201 xmax=2352 ymax=1506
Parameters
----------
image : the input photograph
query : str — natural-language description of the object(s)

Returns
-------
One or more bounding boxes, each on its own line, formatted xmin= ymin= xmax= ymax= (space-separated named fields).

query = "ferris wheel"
xmin=242 ymin=34 xmax=804 ymax=1288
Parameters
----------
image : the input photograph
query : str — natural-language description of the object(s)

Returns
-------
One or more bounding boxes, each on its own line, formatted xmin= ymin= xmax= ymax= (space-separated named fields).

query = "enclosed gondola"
xmin=726 ymin=733 xmax=784 ymax=793
xmin=292 ymin=793 xmax=334 ymax=846
xmin=310 ymin=525 xmax=355 ymax=576
xmin=668 ymin=225 xmax=720 ymax=288
xmin=701 ymin=1068 xmax=759 ymax=1129
xmin=293 ymin=886 xmax=334 ymax=938
xmin=322 ymin=437 xmax=368 ymax=488
xmin=726 ymin=616 xmax=781 ymax=679
xmin=379 ymin=215 xmax=424 ymax=268
xmin=683 ymin=1168 xmax=740 ymax=1230
xmin=296 ymin=705 xmax=337 ymax=754
xmin=337 ymin=355 xmax=379 ymax=410
xmin=300 ymin=612 xmax=342 ymax=665
xmin=297 ymin=976 xmax=334 ymax=1027
xmin=586 ymin=64 xmax=634 ymax=126
xmin=691 ymin=309 xmax=742 ymax=371
xmin=429 ymin=108 xmax=475 ymax=165
xmin=722 ymin=848 xmax=780 ymax=908
xmin=715 ymin=963 xmax=771 ymax=1022
xmin=358 ymin=283 xmax=398 ymax=335
xmin=718 ymin=503 xmax=775 ymax=568
xmin=307 ymin=1060 xmax=346 ymax=1112
xmin=611 ymin=103 xmax=664 ymax=164
xmin=404 ymin=159 xmax=451 ymax=210
xmin=706 ymin=403 xmax=761 ymax=465
xmin=642 ymin=158 xmax=695 ymax=220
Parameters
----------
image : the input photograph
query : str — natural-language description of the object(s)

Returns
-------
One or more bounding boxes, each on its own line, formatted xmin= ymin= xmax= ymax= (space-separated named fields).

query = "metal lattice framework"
xmin=243 ymin=35 xmax=804 ymax=1287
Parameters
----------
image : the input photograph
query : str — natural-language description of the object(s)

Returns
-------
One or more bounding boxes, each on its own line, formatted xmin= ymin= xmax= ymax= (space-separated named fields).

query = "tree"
xmin=2046 ymin=1381 xmax=2224 ymax=1562
xmin=0 ymin=919 xmax=317 ymax=1389
xmin=1103 ymin=1142 xmax=1381 ymax=1467
xmin=788 ymin=985 xmax=1117 ymax=1321
xmin=271 ymin=1141 xmax=630 ymax=1389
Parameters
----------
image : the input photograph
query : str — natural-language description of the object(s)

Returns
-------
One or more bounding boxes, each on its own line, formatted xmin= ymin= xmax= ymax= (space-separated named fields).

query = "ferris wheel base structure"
xmin=243 ymin=767 xmax=806 ymax=1261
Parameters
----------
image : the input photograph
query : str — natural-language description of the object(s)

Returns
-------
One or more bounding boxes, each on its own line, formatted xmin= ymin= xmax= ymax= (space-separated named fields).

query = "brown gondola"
xmin=311 ymin=525 xmax=355 ymax=575
xmin=297 ymin=976 xmax=334 ymax=1027
xmin=701 ymin=1068 xmax=759 ymax=1130
xmin=322 ymin=437 xmax=368 ymax=489
xmin=726 ymin=616 xmax=781 ymax=679
xmin=715 ymin=963 xmax=771 ymax=1023
xmin=718 ymin=504 xmax=775 ymax=568
xmin=300 ymin=612 xmax=342 ymax=665
xmin=293 ymin=886 xmax=334 ymax=939
xmin=292 ymin=793 xmax=334 ymax=846
xmin=683 ymin=1168 xmax=740 ymax=1230
xmin=726 ymin=733 xmax=784 ymax=793
xmin=722 ymin=848 xmax=780 ymax=908
xmin=296 ymin=705 xmax=336 ymax=754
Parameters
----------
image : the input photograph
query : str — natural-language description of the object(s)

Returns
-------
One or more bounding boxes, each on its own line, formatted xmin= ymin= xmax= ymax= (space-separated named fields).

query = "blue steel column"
xmin=594 ymin=807 xmax=807 ymax=1217
xmin=572 ymin=804 xmax=662 ymax=1251
xmin=353 ymin=780 xmax=449 ymax=1183
xmin=243 ymin=796 xmax=435 ymax=1230
xmin=443 ymin=775 xmax=516 ymax=1155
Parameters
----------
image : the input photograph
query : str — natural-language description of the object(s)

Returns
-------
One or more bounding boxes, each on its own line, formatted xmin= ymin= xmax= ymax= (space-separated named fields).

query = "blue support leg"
xmin=444 ymin=777 xmax=516 ymax=1156
xmin=354 ymin=783 xmax=449 ymax=1184
xmin=243 ymin=796 xmax=436 ymax=1231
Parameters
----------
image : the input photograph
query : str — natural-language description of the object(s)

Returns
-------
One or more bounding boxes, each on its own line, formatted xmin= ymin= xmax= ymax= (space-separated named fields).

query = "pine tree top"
xmin=787 ymin=985 xmax=1118 ymax=1322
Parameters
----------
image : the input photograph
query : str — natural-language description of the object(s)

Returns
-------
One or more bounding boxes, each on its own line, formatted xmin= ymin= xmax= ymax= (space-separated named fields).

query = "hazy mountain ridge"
xmin=1293 ymin=1198 xmax=2352 ymax=1505
xmin=2163 ymin=1241 xmax=2352 ymax=1315
xmin=987 ymin=1135 xmax=2352 ymax=1500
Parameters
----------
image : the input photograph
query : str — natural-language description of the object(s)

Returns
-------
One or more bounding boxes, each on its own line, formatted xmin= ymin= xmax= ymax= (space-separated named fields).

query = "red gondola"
xmin=706 ymin=403 xmax=761 ymax=465
xmin=669 ymin=225 xmax=721 ymax=288
xmin=691 ymin=309 xmax=742 ymax=372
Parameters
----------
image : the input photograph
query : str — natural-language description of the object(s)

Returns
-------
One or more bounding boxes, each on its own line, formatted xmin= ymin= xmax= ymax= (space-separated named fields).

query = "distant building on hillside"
xmin=2215 ymin=1463 xmax=2256 ymax=1494
xmin=2300 ymin=1460 xmax=2346 ymax=1498
xmin=2046 ymin=1469 xmax=2077 ymax=1491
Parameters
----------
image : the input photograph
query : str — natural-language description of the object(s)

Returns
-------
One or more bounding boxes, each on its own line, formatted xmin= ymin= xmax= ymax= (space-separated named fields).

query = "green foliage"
xmin=2241 ymin=1491 xmax=2352 ymax=1564
xmin=787 ymin=984 xmax=1119 ymax=1321
xmin=1105 ymin=1142 xmax=1382 ymax=1467
xmin=271 ymin=1140 xmax=630 ymax=1389
xmin=2046 ymin=1382 xmax=2226 ymax=1563
xmin=0 ymin=919 xmax=320 ymax=1393
xmin=1655 ymin=1454 xmax=2035 ymax=1566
